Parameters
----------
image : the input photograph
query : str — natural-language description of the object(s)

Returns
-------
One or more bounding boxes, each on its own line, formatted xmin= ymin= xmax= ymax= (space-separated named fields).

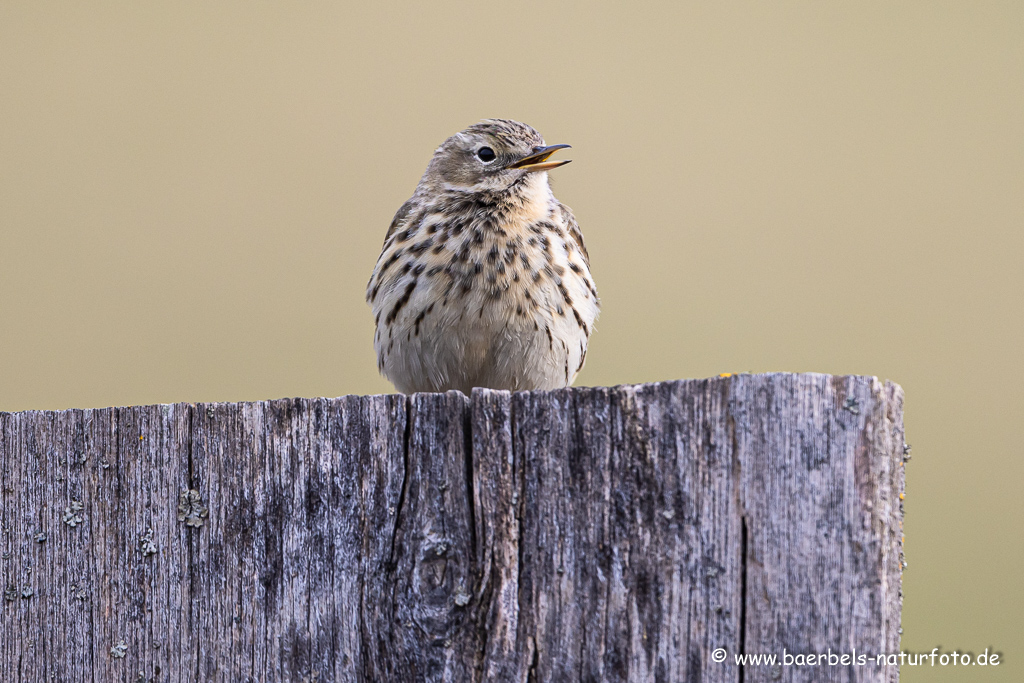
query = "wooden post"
xmin=0 ymin=374 xmax=904 ymax=682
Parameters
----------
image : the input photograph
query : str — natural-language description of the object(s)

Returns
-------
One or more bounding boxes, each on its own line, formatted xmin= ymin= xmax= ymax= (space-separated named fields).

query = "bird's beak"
xmin=509 ymin=144 xmax=572 ymax=172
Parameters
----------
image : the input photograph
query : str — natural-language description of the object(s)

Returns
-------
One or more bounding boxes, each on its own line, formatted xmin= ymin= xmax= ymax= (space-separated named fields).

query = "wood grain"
xmin=0 ymin=374 xmax=904 ymax=682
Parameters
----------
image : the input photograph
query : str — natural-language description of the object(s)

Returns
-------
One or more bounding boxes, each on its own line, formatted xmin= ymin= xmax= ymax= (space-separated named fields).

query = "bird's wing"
xmin=559 ymin=201 xmax=591 ymax=267
xmin=383 ymin=198 xmax=417 ymax=246
xmin=368 ymin=199 xmax=418 ymax=301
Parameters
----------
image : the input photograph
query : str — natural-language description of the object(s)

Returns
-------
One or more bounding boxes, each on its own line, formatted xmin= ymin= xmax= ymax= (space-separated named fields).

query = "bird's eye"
xmin=476 ymin=146 xmax=496 ymax=162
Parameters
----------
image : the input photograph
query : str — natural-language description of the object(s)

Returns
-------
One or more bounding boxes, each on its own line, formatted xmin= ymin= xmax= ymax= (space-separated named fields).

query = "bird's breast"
xmin=368 ymin=181 xmax=598 ymax=392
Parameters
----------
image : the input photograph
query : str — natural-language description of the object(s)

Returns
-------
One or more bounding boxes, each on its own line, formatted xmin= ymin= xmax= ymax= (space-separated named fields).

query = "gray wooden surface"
xmin=0 ymin=374 xmax=905 ymax=682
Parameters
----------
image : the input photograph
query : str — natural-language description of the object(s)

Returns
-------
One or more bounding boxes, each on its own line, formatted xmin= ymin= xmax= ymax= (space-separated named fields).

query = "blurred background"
xmin=1 ymin=1 xmax=1020 ymax=679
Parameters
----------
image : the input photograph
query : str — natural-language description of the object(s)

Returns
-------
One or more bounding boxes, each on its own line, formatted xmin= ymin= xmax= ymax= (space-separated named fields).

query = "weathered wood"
xmin=0 ymin=374 xmax=904 ymax=682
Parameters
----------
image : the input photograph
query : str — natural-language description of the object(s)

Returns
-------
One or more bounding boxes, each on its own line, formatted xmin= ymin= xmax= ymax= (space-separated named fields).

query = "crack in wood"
xmin=738 ymin=516 xmax=749 ymax=683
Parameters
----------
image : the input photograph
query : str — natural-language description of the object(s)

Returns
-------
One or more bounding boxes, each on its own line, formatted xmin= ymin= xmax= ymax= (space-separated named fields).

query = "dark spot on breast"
xmin=487 ymin=245 xmax=499 ymax=262
xmin=385 ymin=279 xmax=417 ymax=325
xmin=572 ymin=306 xmax=589 ymax=335
xmin=427 ymin=265 xmax=442 ymax=276
xmin=410 ymin=237 xmax=434 ymax=254
xmin=558 ymin=283 xmax=573 ymax=305
xmin=378 ymin=248 xmax=405 ymax=278
xmin=569 ymin=262 xmax=581 ymax=273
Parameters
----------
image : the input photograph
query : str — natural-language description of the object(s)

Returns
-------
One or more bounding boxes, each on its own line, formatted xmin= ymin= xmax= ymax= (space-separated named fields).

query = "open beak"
xmin=509 ymin=144 xmax=572 ymax=172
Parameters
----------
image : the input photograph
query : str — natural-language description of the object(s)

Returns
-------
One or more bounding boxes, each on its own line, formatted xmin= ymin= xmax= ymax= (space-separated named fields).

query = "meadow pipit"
xmin=367 ymin=119 xmax=599 ymax=394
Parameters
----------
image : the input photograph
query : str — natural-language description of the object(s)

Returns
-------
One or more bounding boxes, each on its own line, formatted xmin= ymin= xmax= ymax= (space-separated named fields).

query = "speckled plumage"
xmin=367 ymin=119 xmax=599 ymax=394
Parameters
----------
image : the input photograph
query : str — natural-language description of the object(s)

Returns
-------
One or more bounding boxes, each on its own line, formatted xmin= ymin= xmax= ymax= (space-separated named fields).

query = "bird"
xmin=366 ymin=119 xmax=599 ymax=394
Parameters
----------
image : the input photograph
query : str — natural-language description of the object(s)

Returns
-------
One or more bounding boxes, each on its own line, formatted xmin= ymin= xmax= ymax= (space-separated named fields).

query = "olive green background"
xmin=1 ymin=2 xmax=1020 ymax=679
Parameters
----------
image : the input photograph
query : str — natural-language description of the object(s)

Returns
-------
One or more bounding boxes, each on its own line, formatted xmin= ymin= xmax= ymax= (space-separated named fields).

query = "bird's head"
xmin=421 ymin=119 xmax=571 ymax=194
